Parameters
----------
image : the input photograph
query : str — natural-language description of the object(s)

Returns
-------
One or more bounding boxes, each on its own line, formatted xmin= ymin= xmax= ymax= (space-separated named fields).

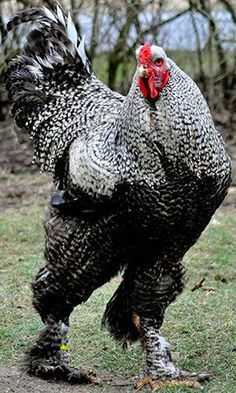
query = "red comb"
xmin=139 ymin=43 xmax=151 ymax=64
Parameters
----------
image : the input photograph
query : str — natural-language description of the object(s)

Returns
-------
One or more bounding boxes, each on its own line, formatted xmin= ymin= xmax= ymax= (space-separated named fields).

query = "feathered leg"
xmin=23 ymin=319 xmax=96 ymax=383
xmin=104 ymin=255 xmax=213 ymax=389
xmin=132 ymin=261 xmax=214 ymax=389
xmin=23 ymin=207 xmax=123 ymax=383
xmin=140 ymin=319 xmax=180 ymax=380
xmin=23 ymin=267 xmax=97 ymax=383
xmin=137 ymin=317 xmax=214 ymax=390
xmin=103 ymin=259 xmax=186 ymax=346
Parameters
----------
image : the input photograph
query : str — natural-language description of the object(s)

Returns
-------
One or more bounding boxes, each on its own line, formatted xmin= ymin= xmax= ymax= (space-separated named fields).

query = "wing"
xmin=4 ymin=4 xmax=124 ymax=174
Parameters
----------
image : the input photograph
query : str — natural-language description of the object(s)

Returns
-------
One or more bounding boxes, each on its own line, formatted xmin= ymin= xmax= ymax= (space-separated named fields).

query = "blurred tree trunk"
xmin=108 ymin=0 xmax=141 ymax=91
xmin=70 ymin=0 xmax=82 ymax=35
xmin=198 ymin=1 xmax=228 ymax=100
xmin=89 ymin=0 xmax=100 ymax=62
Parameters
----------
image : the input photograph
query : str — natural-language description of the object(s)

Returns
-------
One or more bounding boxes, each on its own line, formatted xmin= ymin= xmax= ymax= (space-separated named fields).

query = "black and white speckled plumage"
xmin=5 ymin=2 xmax=231 ymax=386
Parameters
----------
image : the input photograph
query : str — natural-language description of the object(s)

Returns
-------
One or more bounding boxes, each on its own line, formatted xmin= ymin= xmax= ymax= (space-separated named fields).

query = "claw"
xmin=80 ymin=366 xmax=100 ymax=384
xmin=136 ymin=375 xmax=153 ymax=390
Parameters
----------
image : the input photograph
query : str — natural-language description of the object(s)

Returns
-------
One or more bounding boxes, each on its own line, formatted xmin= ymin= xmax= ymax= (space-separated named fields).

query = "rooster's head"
xmin=137 ymin=43 xmax=170 ymax=100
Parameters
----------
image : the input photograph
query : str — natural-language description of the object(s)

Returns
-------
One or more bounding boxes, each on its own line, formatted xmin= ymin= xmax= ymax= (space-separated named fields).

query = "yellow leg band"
xmin=60 ymin=344 xmax=69 ymax=351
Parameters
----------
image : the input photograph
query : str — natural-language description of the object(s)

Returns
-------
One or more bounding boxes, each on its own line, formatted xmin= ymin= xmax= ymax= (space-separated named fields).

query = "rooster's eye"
xmin=155 ymin=58 xmax=164 ymax=66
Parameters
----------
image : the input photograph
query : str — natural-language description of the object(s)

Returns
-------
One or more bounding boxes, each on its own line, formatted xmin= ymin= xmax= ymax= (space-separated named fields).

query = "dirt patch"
xmin=0 ymin=172 xmax=51 ymax=211
xmin=0 ymin=366 xmax=137 ymax=393
xmin=0 ymin=119 xmax=38 ymax=174
xmin=0 ymin=172 xmax=236 ymax=212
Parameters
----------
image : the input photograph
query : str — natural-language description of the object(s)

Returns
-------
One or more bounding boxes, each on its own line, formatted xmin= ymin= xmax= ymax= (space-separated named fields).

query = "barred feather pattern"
xmin=4 ymin=3 xmax=232 ymax=384
xmin=5 ymin=4 xmax=123 ymax=173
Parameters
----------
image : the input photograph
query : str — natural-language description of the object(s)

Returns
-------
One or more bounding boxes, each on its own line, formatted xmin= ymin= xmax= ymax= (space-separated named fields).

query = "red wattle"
xmin=148 ymin=75 xmax=158 ymax=99
xmin=138 ymin=69 xmax=170 ymax=100
xmin=138 ymin=77 xmax=149 ymax=99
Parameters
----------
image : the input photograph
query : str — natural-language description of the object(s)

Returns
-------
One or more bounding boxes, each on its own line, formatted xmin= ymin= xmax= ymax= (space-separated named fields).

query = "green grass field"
xmin=0 ymin=192 xmax=236 ymax=392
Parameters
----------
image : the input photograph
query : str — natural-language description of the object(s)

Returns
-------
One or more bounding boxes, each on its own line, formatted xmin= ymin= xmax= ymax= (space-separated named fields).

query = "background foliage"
xmin=0 ymin=0 xmax=235 ymax=119
xmin=0 ymin=0 xmax=235 ymax=172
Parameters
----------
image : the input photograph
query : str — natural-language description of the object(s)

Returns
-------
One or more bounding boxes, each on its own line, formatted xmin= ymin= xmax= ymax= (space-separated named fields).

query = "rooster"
xmin=5 ymin=3 xmax=231 ymax=390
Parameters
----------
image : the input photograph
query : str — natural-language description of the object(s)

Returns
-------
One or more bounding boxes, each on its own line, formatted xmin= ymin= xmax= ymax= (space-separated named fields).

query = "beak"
xmin=138 ymin=65 xmax=148 ymax=78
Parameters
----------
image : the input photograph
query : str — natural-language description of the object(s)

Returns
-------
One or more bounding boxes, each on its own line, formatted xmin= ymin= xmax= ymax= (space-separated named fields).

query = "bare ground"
xmin=1 ymin=171 xmax=236 ymax=212
xmin=0 ymin=366 xmax=137 ymax=393
xmin=0 ymin=172 xmax=51 ymax=211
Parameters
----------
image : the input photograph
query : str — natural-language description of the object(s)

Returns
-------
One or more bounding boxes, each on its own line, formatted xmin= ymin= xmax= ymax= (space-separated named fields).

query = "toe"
xmin=135 ymin=370 xmax=215 ymax=390
xmin=151 ymin=379 xmax=203 ymax=390
xmin=180 ymin=370 xmax=216 ymax=382
xmin=135 ymin=375 xmax=153 ymax=390
xmin=67 ymin=366 xmax=99 ymax=384
xmin=135 ymin=377 xmax=204 ymax=391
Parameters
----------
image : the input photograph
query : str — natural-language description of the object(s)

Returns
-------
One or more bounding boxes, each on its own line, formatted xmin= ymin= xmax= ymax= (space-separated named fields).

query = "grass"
xmin=0 ymin=189 xmax=236 ymax=392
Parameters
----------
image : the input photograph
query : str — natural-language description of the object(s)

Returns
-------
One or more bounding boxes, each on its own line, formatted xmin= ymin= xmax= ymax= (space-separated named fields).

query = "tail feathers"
xmin=5 ymin=58 xmax=51 ymax=109
xmin=6 ymin=4 xmax=91 ymax=76
xmin=4 ymin=3 xmax=92 ymax=172
xmin=102 ymin=284 xmax=140 ymax=343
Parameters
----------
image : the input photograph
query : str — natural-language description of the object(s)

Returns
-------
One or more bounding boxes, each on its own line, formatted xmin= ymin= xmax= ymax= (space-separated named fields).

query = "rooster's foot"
xmin=135 ymin=371 xmax=215 ymax=391
xmin=24 ymin=361 xmax=98 ymax=384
